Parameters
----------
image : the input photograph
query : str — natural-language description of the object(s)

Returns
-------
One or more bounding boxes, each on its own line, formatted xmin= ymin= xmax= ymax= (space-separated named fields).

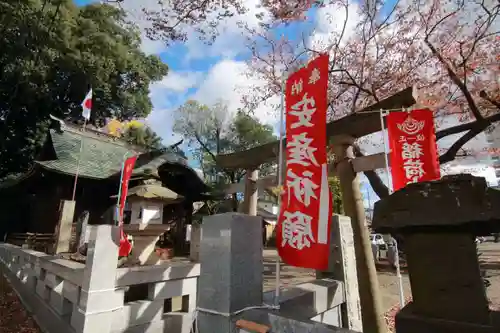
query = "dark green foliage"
xmin=328 ymin=176 xmax=343 ymax=214
xmin=0 ymin=0 xmax=168 ymax=177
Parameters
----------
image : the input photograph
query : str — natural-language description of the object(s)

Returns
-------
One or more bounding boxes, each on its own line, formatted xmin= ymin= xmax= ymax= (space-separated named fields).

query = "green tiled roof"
xmin=37 ymin=130 xmax=136 ymax=179
xmin=1 ymin=128 xmax=211 ymax=198
xmin=37 ymin=129 xmax=190 ymax=180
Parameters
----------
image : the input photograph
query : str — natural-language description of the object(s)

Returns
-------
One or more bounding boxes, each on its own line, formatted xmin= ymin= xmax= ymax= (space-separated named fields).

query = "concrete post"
xmin=197 ymin=213 xmax=263 ymax=333
xmin=333 ymin=143 xmax=386 ymax=333
xmin=71 ymin=225 xmax=124 ymax=333
xmin=243 ymin=169 xmax=259 ymax=216
xmin=54 ymin=200 xmax=76 ymax=254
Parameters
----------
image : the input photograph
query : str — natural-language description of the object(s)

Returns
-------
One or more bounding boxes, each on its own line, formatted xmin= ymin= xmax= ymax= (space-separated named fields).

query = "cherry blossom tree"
xmin=242 ymin=0 xmax=500 ymax=198
xmin=104 ymin=0 xmax=321 ymax=45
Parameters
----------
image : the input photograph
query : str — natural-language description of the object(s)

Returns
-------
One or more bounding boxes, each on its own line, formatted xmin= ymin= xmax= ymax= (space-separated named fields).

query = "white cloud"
xmin=152 ymin=71 xmax=204 ymax=93
xmin=146 ymin=59 xmax=281 ymax=145
xmin=182 ymin=0 xmax=271 ymax=60
xmin=107 ymin=0 xmax=167 ymax=55
xmin=112 ymin=0 xmax=270 ymax=58
xmin=308 ymin=2 xmax=361 ymax=50
xmin=192 ymin=59 xmax=280 ymax=128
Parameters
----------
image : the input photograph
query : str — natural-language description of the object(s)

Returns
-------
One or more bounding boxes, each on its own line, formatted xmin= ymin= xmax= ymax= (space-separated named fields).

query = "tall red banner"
xmin=119 ymin=156 xmax=137 ymax=223
xmin=387 ymin=109 xmax=441 ymax=191
xmin=118 ymin=155 xmax=137 ymax=257
xmin=276 ymin=54 xmax=332 ymax=270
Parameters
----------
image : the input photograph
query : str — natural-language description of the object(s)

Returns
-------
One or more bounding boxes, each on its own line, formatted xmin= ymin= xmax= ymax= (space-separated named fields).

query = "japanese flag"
xmin=81 ymin=89 xmax=92 ymax=120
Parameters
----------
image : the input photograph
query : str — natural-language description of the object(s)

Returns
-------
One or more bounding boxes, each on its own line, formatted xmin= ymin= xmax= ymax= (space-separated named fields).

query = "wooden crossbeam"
xmin=216 ymin=86 xmax=417 ymax=170
xmin=222 ymin=152 xmax=387 ymax=194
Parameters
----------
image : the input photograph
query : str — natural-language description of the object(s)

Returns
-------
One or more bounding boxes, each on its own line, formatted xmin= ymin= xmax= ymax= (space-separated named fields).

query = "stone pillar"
xmin=71 ymin=225 xmax=124 ymax=333
xmin=197 ymin=213 xmax=263 ymax=333
xmin=243 ymin=169 xmax=259 ymax=216
xmin=405 ymin=233 xmax=489 ymax=323
xmin=316 ymin=215 xmax=362 ymax=331
xmin=54 ymin=200 xmax=76 ymax=254
xmin=333 ymin=141 xmax=386 ymax=333
xmin=189 ymin=223 xmax=201 ymax=262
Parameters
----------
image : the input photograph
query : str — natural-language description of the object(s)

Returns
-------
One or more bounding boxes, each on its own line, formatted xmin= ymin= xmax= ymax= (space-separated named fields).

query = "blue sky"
xmin=71 ymin=0 xmax=403 ymax=206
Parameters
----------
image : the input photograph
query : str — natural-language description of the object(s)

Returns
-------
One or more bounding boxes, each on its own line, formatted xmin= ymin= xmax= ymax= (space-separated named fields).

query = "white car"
xmin=370 ymin=233 xmax=385 ymax=245
xmin=370 ymin=233 xmax=386 ymax=247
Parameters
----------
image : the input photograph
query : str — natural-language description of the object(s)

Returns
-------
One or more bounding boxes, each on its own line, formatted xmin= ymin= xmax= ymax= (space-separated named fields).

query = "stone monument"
xmin=372 ymin=174 xmax=500 ymax=333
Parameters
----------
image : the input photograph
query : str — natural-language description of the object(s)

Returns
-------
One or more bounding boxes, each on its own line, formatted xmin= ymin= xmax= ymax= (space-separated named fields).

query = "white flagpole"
xmin=274 ymin=73 xmax=287 ymax=307
xmin=71 ymin=119 xmax=87 ymax=201
xmin=379 ymin=109 xmax=404 ymax=307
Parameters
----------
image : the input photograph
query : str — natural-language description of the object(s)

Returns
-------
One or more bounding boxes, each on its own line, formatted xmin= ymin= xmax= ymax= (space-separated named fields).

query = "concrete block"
xmin=111 ymin=313 xmax=193 ymax=333
xmin=71 ymin=306 xmax=121 ymax=333
xmin=62 ymin=280 xmax=81 ymax=304
xmin=111 ymin=300 xmax=164 ymax=331
xmin=82 ymin=225 xmax=119 ymax=292
xmin=198 ymin=213 xmax=263 ymax=313
xmin=311 ymin=306 xmax=342 ymax=327
xmin=185 ymin=292 xmax=196 ymax=312
xmin=197 ymin=213 xmax=263 ymax=333
xmin=78 ymin=288 xmax=125 ymax=313
xmin=45 ymin=272 xmax=63 ymax=292
xmin=19 ymin=271 xmax=36 ymax=288
xmin=276 ymin=279 xmax=344 ymax=319
xmin=115 ymin=262 xmax=200 ymax=287
xmin=49 ymin=290 xmax=73 ymax=316
xmin=36 ymin=280 xmax=49 ymax=300
xmin=34 ymin=265 xmax=46 ymax=280
xmin=147 ymin=277 xmax=198 ymax=300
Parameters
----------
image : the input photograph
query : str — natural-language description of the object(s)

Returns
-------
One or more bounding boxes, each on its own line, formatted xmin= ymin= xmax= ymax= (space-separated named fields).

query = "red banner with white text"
xmin=387 ymin=109 xmax=440 ymax=191
xmin=118 ymin=155 xmax=137 ymax=257
xmin=276 ymin=54 xmax=332 ymax=270
xmin=119 ymin=156 xmax=137 ymax=223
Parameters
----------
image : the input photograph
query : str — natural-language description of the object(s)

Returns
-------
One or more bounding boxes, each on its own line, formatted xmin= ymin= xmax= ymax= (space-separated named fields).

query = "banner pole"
xmin=274 ymin=72 xmax=288 ymax=307
xmin=379 ymin=110 xmax=393 ymax=193
xmin=379 ymin=109 xmax=404 ymax=307
xmin=71 ymin=119 xmax=87 ymax=201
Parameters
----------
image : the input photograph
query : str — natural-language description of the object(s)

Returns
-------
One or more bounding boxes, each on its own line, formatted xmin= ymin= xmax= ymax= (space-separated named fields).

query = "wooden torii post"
xmin=216 ymin=86 xmax=419 ymax=333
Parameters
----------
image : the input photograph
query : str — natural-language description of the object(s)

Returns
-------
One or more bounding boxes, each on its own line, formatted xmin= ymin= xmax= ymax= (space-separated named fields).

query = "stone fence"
xmin=1 ymin=213 xmax=362 ymax=333
xmin=0 ymin=225 xmax=199 ymax=333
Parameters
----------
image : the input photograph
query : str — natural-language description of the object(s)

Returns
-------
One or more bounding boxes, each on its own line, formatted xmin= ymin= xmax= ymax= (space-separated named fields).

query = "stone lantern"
xmin=113 ymin=174 xmax=184 ymax=265
xmin=372 ymin=174 xmax=500 ymax=332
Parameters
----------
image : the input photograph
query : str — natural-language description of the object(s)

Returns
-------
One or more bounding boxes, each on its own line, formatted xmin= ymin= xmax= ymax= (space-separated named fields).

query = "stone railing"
xmin=0 ymin=243 xmax=84 ymax=332
xmin=0 ymin=225 xmax=199 ymax=333
xmin=1 ymin=213 xmax=362 ymax=333
xmin=112 ymin=263 xmax=199 ymax=333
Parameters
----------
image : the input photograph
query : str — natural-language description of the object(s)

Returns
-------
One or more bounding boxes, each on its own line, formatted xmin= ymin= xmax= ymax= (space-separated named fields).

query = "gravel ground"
xmin=263 ymin=241 xmax=500 ymax=331
xmin=0 ymin=271 xmax=41 ymax=333
xmin=263 ymin=242 xmax=500 ymax=310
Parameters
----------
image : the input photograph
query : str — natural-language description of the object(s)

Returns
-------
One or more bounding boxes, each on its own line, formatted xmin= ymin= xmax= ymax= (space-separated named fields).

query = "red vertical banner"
xmin=119 ymin=155 xmax=137 ymax=223
xmin=276 ymin=54 xmax=333 ymax=270
xmin=387 ymin=109 xmax=441 ymax=191
xmin=118 ymin=155 xmax=137 ymax=257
